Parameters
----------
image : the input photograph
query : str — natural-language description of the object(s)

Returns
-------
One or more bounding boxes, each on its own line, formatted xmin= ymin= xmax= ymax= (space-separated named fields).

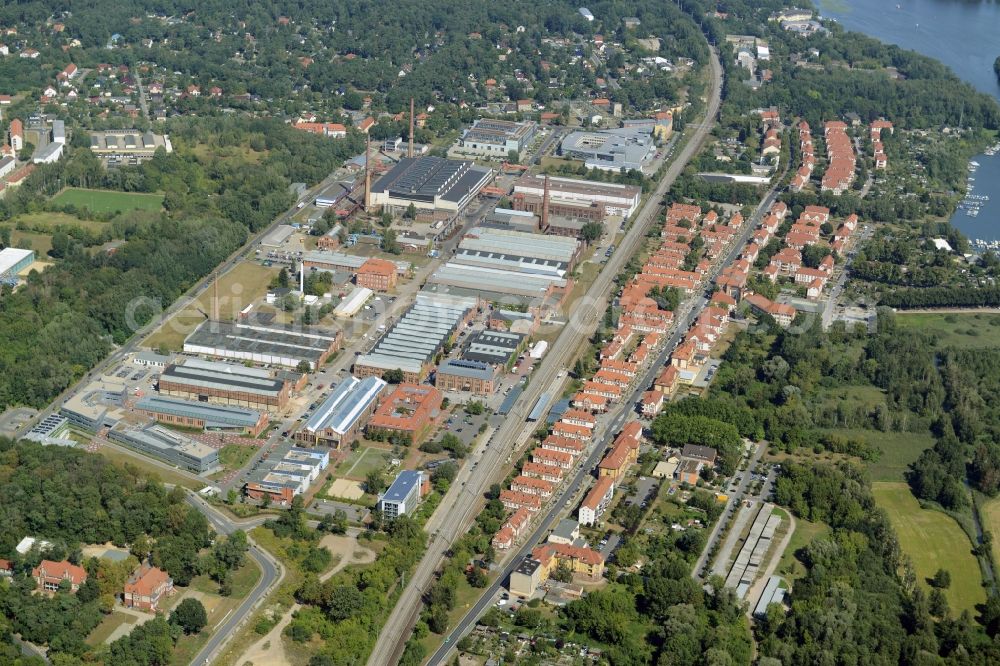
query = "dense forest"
xmin=0 ymin=440 xmax=248 ymax=662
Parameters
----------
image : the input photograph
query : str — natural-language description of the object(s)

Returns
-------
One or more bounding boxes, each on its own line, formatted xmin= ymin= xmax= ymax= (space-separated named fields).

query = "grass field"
xmin=874 ymin=482 xmax=985 ymax=614
xmin=86 ymin=611 xmax=139 ymax=646
xmin=8 ymin=229 xmax=53 ymax=256
xmin=979 ymin=496 xmax=1000 ymax=567
xmin=819 ymin=427 xmax=937 ymax=482
xmin=337 ymin=446 xmax=395 ymax=480
xmin=15 ymin=211 xmax=110 ymax=233
xmin=776 ymin=518 xmax=829 ymax=583
xmin=144 ymin=261 xmax=279 ymax=351
xmin=51 ymin=187 xmax=164 ymax=214
xmin=897 ymin=312 xmax=1000 ymax=349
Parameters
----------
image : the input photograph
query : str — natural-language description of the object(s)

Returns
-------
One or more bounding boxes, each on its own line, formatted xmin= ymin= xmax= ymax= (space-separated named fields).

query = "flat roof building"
xmin=135 ymin=395 xmax=268 ymax=437
xmin=333 ymin=286 xmax=373 ymax=318
xmin=108 ymin=424 xmax=219 ymax=474
xmin=183 ymin=320 xmax=342 ymax=370
xmin=369 ymin=156 xmax=493 ymax=215
xmin=295 ymin=375 xmax=387 ymax=447
xmin=260 ymin=225 xmax=295 ymax=249
xmin=354 ymin=293 xmax=477 ymax=382
xmin=378 ymin=470 xmax=424 ymax=519
xmin=245 ymin=442 xmax=329 ymax=505
xmin=462 ymin=330 xmax=525 ymax=366
xmin=435 ymin=358 xmax=499 ymax=395
xmin=560 ymin=126 xmax=656 ymax=172
xmin=459 ymin=227 xmax=581 ymax=266
xmin=513 ymin=174 xmax=641 ymax=218
xmin=0 ymin=247 xmax=34 ymax=280
xmin=454 ymin=119 xmax=537 ymax=157
xmin=89 ymin=129 xmax=172 ymax=165
xmin=157 ymin=358 xmax=297 ymax=412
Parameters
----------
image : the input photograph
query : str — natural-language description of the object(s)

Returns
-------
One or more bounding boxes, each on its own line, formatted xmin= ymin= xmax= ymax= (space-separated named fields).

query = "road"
xmin=132 ymin=66 xmax=150 ymax=122
xmin=387 ymin=46 xmax=725 ymax=666
xmin=692 ymin=443 xmax=769 ymax=579
xmin=184 ymin=494 xmax=281 ymax=666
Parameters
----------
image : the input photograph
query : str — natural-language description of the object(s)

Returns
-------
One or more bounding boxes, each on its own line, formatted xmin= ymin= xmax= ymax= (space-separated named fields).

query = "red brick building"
xmin=123 ymin=562 xmax=174 ymax=611
xmin=356 ymin=258 xmax=398 ymax=291
xmin=366 ymin=383 xmax=443 ymax=445
xmin=32 ymin=560 xmax=87 ymax=593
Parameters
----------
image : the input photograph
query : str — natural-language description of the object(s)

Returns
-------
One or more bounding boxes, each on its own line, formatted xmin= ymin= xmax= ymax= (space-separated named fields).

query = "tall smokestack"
xmin=364 ymin=132 xmax=372 ymax=211
xmin=541 ymin=175 xmax=550 ymax=231
xmin=212 ymin=271 xmax=219 ymax=320
xmin=408 ymin=97 xmax=415 ymax=159
xmin=299 ymin=261 xmax=305 ymax=294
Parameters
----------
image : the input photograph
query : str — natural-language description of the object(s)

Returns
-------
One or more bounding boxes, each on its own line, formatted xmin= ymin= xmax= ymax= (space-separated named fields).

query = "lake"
xmin=818 ymin=0 xmax=1000 ymax=244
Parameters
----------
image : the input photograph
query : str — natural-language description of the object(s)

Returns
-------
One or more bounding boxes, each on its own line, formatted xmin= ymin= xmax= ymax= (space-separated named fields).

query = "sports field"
xmin=144 ymin=261 xmax=278 ymax=351
xmin=874 ymin=482 xmax=985 ymax=614
xmin=897 ymin=312 xmax=1000 ymax=349
xmin=51 ymin=187 xmax=164 ymax=214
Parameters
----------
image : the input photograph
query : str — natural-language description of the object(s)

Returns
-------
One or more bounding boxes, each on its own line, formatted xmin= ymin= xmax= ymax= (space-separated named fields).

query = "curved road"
xmin=367 ymin=45 xmax=725 ymax=666
xmin=184 ymin=495 xmax=282 ymax=666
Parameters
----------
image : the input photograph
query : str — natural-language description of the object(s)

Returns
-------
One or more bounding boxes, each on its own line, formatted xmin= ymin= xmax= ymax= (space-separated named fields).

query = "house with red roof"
xmin=33 ymin=560 xmax=87 ymax=593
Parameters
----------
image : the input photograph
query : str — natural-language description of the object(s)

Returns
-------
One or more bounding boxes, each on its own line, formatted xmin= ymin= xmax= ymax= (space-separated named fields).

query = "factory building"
xmin=458 ymin=227 xmax=582 ymax=268
xmin=454 ymin=119 xmax=537 ymax=157
xmin=108 ymin=424 xmax=219 ymax=474
xmin=435 ymin=359 xmax=499 ymax=395
xmin=513 ymin=175 xmax=641 ymax=219
xmin=368 ymin=156 xmax=493 ymax=215
xmin=303 ymin=251 xmax=410 ymax=276
xmin=354 ymin=293 xmax=478 ymax=382
xmin=462 ymin=330 xmax=525 ymax=366
xmin=295 ymin=375 xmax=388 ymax=448
xmin=560 ymin=126 xmax=656 ymax=172
xmin=157 ymin=358 xmax=300 ymax=412
xmin=377 ymin=470 xmax=424 ymax=519
xmin=135 ymin=395 xmax=269 ymax=437
xmin=60 ymin=379 xmax=127 ymax=432
xmin=367 ymin=383 xmax=444 ymax=445
xmin=483 ymin=208 xmax=540 ymax=234
xmin=333 ymin=286 xmax=373 ymax=318
xmin=425 ymin=263 xmax=569 ymax=306
xmin=183 ymin=320 xmax=342 ymax=370
xmin=245 ymin=443 xmax=329 ymax=505
xmin=89 ymin=130 xmax=172 ymax=163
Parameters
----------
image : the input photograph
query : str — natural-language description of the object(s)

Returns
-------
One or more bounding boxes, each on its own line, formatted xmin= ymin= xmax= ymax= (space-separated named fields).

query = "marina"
xmin=819 ymin=0 xmax=1000 ymax=245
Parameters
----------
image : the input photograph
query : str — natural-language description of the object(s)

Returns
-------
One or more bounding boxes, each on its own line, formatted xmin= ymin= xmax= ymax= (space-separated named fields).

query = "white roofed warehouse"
xmin=354 ymin=293 xmax=478 ymax=382
xmin=294 ymin=375 xmax=388 ymax=448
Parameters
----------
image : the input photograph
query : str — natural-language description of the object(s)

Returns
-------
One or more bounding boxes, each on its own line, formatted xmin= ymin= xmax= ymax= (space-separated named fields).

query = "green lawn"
xmin=874 ymin=482 xmax=985 ymax=615
xmin=51 ymin=187 xmax=164 ymax=214
xmin=337 ymin=446 xmax=395 ymax=480
xmin=897 ymin=312 xmax=1000 ymax=349
xmin=86 ymin=611 xmax=139 ymax=646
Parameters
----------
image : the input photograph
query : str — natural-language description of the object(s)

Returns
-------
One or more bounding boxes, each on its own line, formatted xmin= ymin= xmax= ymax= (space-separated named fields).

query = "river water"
xmin=818 ymin=0 xmax=1000 ymax=244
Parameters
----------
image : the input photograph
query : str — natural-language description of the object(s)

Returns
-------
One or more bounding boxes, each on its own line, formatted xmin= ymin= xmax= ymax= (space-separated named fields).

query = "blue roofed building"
xmin=135 ymin=395 xmax=269 ymax=437
xmin=295 ymin=375 xmax=388 ymax=448
xmin=378 ymin=470 xmax=424 ymax=519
